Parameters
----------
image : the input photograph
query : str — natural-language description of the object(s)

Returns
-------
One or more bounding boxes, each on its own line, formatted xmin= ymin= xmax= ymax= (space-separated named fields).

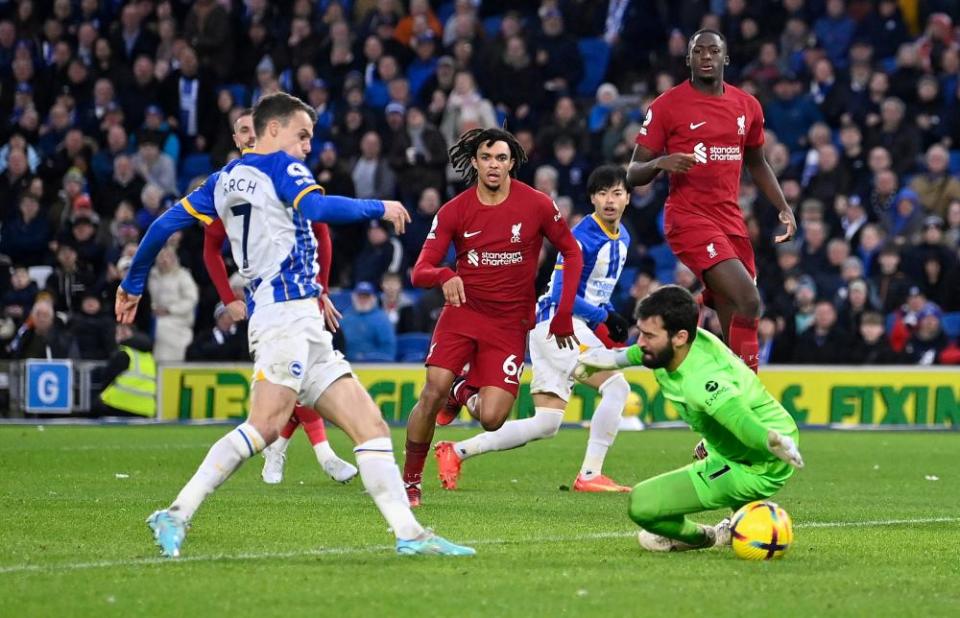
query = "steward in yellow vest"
xmin=98 ymin=325 xmax=156 ymax=416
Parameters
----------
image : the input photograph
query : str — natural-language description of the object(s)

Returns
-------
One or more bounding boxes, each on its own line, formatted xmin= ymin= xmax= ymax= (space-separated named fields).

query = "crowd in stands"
xmin=1 ymin=0 xmax=960 ymax=367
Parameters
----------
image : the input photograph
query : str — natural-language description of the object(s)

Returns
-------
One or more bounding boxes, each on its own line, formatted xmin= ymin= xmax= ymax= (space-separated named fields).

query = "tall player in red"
xmin=628 ymin=29 xmax=797 ymax=374
xmin=201 ymin=109 xmax=357 ymax=484
xmin=402 ymin=128 xmax=584 ymax=506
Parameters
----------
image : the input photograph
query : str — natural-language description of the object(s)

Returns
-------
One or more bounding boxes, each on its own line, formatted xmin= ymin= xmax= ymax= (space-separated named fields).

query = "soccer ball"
xmin=730 ymin=500 xmax=794 ymax=560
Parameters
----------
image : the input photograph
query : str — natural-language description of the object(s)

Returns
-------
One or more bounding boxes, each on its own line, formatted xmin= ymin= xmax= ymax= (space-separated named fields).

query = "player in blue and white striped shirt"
xmin=116 ymin=93 xmax=474 ymax=558
xmin=436 ymin=166 xmax=638 ymax=493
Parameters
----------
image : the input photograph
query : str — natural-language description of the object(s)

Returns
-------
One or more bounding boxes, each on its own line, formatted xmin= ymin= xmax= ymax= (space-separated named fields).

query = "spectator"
xmin=533 ymin=7 xmax=584 ymax=98
xmin=764 ymin=74 xmax=823 ymax=152
xmin=352 ymin=222 xmax=403 ymax=286
xmin=71 ymin=293 xmax=116 ymax=360
xmin=537 ymin=96 xmax=589 ymax=156
xmin=813 ymin=0 xmax=855 ymax=69
xmin=388 ymin=106 xmax=447 ymax=203
xmin=439 ymin=71 xmax=497 ymax=156
xmin=904 ymin=302 xmax=949 ymax=364
xmin=91 ymin=125 xmax=131 ymax=186
xmin=792 ymin=274 xmax=818 ymax=335
xmin=888 ymin=285 xmax=929 ymax=351
xmin=380 ymin=272 xmax=416 ymax=334
xmin=186 ymin=302 xmax=247 ymax=361
xmin=110 ymin=3 xmax=158 ymax=64
xmin=45 ymin=243 xmax=98 ymax=314
xmin=340 ymin=281 xmax=396 ymax=362
xmin=393 ymin=0 xmax=442 ymax=48
xmin=880 ymin=188 xmax=925 ymax=245
xmin=758 ymin=313 xmax=793 ymax=365
xmin=351 ymin=130 xmax=396 ymax=200
xmin=0 ymin=147 xmax=33 ymax=211
xmin=10 ymin=296 xmax=78 ymax=359
xmin=403 ymin=187 xmax=442 ymax=267
xmin=909 ymin=144 xmax=960 ymax=218
xmin=489 ymin=35 xmax=543 ymax=126
xmin=99 ymin=155 xmax=145 ymax=218
xmin=2 ymin=266 xmax=39 ymax=325
xmin=836 ymin=278 xmax=876 ymax=334
xmin=136 ymin=183 xmax=168 ymax=231
xmin=131 ymin=132 xmax=177 ymax=196
xmin=1 ymin=195 xmax=50 ymax=266
xmin=848 ymin=310 xmax=903 ymax=364
xmin=61 ymin=211 xmax=106 ymax=274
xmin=865 ymin=97 xmax=921 ymax=176
xmin=313 ymin=141 xmax=356 ymax=198
xmin=855 ymin=0 xmax=909 ymax=62
xmin=547 ymin=135 xmax=590 ymax=207
xmin=148 ymin=246 xmax=198 ymax=362
xmin=793 ymin=300 xmax=851 ymax=364
xmin=184 ymin=0 xmax=233 ymax=80
xmin=160 ymin=46 xmax=216 ymax=153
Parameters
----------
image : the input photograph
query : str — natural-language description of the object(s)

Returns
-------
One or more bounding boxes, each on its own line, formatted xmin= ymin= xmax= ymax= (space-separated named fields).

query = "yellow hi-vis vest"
xmin=100 ymin=346 xmax=156 ymax=416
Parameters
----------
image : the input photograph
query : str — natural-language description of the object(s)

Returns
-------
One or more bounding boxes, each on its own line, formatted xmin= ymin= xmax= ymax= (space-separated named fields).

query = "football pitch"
xmin=1 ymin=425 xmax=958 ymax=617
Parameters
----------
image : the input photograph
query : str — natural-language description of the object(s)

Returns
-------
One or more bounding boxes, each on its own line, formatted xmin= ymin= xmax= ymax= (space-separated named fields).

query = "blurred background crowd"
xmin=1 ymin=0 xmax=959 ymax=367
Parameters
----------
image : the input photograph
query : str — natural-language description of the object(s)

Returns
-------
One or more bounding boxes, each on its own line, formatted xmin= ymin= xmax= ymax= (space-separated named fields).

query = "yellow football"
xmin=730 ymin=500 xmax=794 ymax=560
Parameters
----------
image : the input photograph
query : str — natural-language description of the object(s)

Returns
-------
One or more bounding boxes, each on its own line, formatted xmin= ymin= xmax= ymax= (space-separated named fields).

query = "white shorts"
xmin=529 ymin=318 xmax=604 ymax=401
xmin=247 ymin=298 xmax=353 ymax=406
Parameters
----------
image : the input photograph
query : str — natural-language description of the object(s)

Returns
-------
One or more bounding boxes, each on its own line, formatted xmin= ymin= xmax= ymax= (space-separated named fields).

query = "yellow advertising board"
xmin=157 ymin=363 xmax=960 ymax=427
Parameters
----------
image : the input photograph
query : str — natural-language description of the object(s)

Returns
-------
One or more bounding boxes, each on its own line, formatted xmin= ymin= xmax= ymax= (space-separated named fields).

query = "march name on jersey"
xmin=180 ymin=151 xmax=324 ymax=314
xmin=535 ymin=213 xmax=630 ymax=326
xmin=635 ymin=80 xmax=765 ymax=237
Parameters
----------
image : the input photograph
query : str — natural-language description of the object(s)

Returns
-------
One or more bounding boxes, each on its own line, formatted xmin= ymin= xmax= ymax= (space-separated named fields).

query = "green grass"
xmin=1 ymin=425 xmax=958 ymax=617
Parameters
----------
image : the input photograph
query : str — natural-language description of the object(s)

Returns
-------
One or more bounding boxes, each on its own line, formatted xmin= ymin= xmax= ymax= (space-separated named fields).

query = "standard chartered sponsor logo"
xmin=481 ymin=251 xmax=523 ymax=266
xmin=693 ymin=142 xmax=741 ymax=164
xmin=467 ymin=249 xmax=480 ymax=266
xmin=694 ymin=142 xmax=707 ymax=164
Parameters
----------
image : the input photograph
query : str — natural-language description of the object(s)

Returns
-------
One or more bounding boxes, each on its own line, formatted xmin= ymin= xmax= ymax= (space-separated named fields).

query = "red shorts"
xmin=666 ymin=224 xmax=756 ymax=307
xmin=426 ymin=305 xmax=526 ymax=397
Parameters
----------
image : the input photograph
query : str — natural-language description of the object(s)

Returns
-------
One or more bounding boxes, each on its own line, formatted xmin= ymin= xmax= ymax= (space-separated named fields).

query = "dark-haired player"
xmin=402 ymin=128 xmax=584 ymax=506
xmin=628 ymin=29 xmax=797 ymax=374
xmin=576 ymin=285 xmax=803 ymax=553
xmin=433 ymin=165 xmax=635 ymax=493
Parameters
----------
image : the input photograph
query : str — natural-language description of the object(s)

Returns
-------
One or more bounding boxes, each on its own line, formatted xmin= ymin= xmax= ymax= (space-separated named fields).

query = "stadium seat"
xmin=949 ymin=150 xmax=960 ymax=175
xmin=221 ymin=84 xmax=249 ymax=108
xmin=329 ymin=290 xmax=353 ymax=311
xmin=576 ymin=38 xmax=611 ymax=97
xmin=482 ymin=15 xmax=503 ymax=38
xmin=396 ymin=332 xmax=433 ymax=362
xmin=647 ymin=243 xmax=678 ymax=284
xmin=178 ymin=153 xmax=212 ymax=194
xmin=943 ymin=312 xmax=960 ymax=339
xmin=436 ymin=1 xmax=455 ymax=22
xmin=27 ymin=265 xmax=53 ymax=288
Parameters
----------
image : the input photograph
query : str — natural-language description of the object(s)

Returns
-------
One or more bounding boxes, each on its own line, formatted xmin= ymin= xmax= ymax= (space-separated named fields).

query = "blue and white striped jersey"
xmin=536 ymin=214 xmax=630 ymax=327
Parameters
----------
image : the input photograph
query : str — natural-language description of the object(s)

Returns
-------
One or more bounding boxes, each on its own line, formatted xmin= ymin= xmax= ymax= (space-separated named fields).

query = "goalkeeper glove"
xmin=573 ymin=347 xmax=631 ymax=381
xmin=603 ymin=310 xmax=630 ymax=343
xmin=766 ymin=430 xmax=804 ymax=469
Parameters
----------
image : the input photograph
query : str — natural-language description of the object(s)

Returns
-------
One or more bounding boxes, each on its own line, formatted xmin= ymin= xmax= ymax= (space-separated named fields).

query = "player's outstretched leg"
xmin=262 ymin=414 xmax=299 ymax=484
xmin=403 ymin=366 xmax=458 ymax=506
xmin=150 ymin=380 xmax=295 ymax=557
xmin=295 ymin=403 xmax=358 ymax=483
xmin=575 ymin=374 xmax=632 ymax=493
xmin=628 ymin=467 xmax=723 ymax=553
xmin=317 ymin=376 xmax=474 ymax=556
xmin=436 ymin=407 xmax=564 ymax=490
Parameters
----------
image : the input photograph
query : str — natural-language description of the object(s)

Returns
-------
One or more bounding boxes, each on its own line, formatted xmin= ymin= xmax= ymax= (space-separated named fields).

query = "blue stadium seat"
xmin=178 ymin=153 xmax=212 ymax=193
xmin=396 ymin=333 xmax=433 ymax=362
xmin=943 ymin=312 xmax=960 ymax=339
xmin=647 ymin=243 xmax=678 ymax=284
xmin=949 ymin=150 xmax=960 ymax=175
xmin=328 ymin=290 xmax=352 ymax=312
xmin=576 ymin=38 xmax=611 ymax=97
xmin=436 ymin=1 xmax=455 ymax=23
xmin=482 ymin=16 xmax=503 ymax=38
xmin=221 ymin=84 xmax=249 ymax=108
xmin=886 ymin=312 xmax=896 ymax=334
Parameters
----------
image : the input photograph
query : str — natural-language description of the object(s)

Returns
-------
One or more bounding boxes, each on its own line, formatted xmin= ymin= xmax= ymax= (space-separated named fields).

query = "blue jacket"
xmin=341 ymin=306 xmax=397 ymax=362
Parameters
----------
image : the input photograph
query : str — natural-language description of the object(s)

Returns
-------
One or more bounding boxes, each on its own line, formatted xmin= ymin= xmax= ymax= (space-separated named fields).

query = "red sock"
xmin=730 ymin=314 xmax=759 ymax=373
xmin=403 ymin=439 xmax=431 ymax=485
xmin=454 ymin=381 xmax=479 ymax=407
xmin=293 ymin=404 xmax=328 ymax=445
xmin=280 ymin=415 xmax=299 ymax=440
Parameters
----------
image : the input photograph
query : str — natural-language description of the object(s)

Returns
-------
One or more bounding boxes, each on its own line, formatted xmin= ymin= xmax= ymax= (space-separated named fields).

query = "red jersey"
xmin=635 ymin=80 xmax=765 ymax=237
xmin=412 ymin=180 xmax=582 ymax=332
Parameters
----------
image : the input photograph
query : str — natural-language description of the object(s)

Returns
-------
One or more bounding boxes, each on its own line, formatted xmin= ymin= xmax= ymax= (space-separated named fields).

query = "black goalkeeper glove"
xmin=604 ymin=311 xmax=630 ymax=343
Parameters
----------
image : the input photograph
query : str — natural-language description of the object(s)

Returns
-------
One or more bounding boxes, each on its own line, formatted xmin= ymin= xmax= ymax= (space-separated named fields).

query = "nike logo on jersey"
xmin=689 ymin=121 xmax=707 ymax=130
xmin=464 ymin=230 xmax=482 ymax=238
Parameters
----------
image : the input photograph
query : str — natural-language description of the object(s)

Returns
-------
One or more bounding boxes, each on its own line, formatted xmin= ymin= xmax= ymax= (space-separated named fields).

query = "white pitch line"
xmin=0 ymin=516 xmax=956 ymax=576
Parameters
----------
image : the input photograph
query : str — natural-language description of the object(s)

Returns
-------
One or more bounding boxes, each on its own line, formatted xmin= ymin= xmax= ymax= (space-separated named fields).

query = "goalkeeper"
xmin=576 ymin=285 xmax=804 ymax=552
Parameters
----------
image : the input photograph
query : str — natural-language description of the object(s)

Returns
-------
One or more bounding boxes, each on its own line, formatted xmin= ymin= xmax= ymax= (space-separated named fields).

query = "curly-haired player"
xmin=402 ymin=128 xmax=584 ymax=506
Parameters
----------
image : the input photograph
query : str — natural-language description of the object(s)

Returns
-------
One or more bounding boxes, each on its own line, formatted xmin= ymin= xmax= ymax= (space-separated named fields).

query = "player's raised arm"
xmin=541 ymin=201 xmax=583 ymax=349
xmin=117 ymin=201 xmax=213 ymax=324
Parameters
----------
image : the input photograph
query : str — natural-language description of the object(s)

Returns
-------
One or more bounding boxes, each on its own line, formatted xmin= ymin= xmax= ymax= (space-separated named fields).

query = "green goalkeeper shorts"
xmin=685 ymin=452 xmax=794 ymax=511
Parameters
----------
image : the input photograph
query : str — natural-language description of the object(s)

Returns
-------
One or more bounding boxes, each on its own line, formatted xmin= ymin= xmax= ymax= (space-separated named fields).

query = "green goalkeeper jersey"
xmin=626 ymin=328 xmax=799 ymax=468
